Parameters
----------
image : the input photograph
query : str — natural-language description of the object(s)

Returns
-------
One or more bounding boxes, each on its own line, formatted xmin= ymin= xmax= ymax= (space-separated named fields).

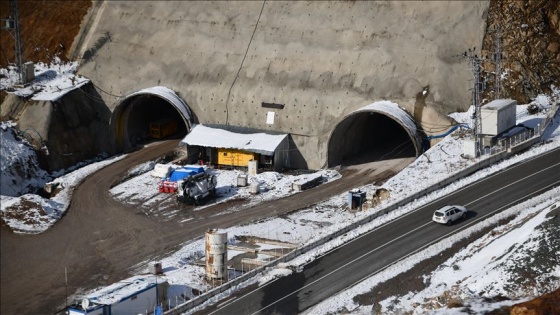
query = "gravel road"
xmin=0 ymin=140 xmax=412 ymax=314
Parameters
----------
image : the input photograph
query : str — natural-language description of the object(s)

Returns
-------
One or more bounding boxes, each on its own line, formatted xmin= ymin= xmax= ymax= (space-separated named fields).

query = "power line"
xmin=1 ymin=0 xmax=24 ymax=84
xmin=90 ymin=81 xmax=126 ymax=99
xmin=225 ymin=0 xmax=266 ymax=126
xmin=456 ymin=47 xmax=483 ymax=157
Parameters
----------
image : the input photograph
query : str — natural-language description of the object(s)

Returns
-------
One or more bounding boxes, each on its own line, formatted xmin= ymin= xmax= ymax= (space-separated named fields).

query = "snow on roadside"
xmin=1 ymin=70 xmax=559 ymax=311
xmin=0 ymin=152 xmax=126 ymax=234
xmin=302 ymin=189 xmax=560 ymax=315
xmin=1 ymin=120 xmax=127 ymax=233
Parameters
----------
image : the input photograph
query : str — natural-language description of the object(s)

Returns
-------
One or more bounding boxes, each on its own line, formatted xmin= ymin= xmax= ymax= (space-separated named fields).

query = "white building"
xmin=67 ymin=275 xmax=167 ymax=315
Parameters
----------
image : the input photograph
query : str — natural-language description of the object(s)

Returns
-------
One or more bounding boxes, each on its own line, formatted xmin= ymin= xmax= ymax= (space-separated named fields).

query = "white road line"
xmin=465 ymin=161 xmax=560 ymax=207
xmin=211 ymin=157 xmax=560 ymax=314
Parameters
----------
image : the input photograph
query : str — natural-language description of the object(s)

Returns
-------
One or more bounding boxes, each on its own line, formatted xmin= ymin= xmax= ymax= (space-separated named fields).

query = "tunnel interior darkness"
xmin=327 ymin=112 xmax=417 ymax=167
xmin=116 ymin=94 xmax=188 ymax=150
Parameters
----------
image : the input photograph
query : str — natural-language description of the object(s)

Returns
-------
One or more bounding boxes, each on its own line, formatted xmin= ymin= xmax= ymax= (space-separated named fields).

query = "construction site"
xmin=1 ymin=1 xmax=559 ymax=314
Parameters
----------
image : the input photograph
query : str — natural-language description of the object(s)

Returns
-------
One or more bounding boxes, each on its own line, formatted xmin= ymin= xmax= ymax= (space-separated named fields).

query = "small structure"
xmin=237 ymin=174 xmax=248 ymax=187
xmin=248 ymin=159 xmax=258 ymax=175
xmin=151 ymin=163 xmax=174 ymax=178
xmin=292 ymin=173 xmax=324 ymax=192
xmin=205 ymin=229 xmax=228 ymax=280
xmin=249 ymin=183 xmax=260 ymax=194
xmin=67 ymin=275 xmax=167 ymax=315
xmin=149 ymin=262 xmax=163 ymax=275
xmin=23 ymin=62 xmax=35 ymax=83
xmin=481 ymin=99 xmax=517 ymax=136
xmin=348 ymin=190 xmax=366 ymax=210
xmin=180 ymin=124 xmax=290 ymax=171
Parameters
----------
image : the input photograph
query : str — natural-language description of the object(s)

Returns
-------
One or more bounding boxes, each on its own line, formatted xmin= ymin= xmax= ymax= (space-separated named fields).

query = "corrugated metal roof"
xmin=181 ymin=124 xmax=288 ymax=156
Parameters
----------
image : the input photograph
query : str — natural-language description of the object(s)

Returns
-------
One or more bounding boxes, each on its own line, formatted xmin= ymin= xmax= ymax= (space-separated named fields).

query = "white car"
xmin=432 ymin=205 xmax=468 ymax=225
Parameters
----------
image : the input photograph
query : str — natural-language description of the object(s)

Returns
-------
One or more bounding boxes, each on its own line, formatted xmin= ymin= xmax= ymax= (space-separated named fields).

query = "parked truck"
xmin=176 ymin=171 xmax=217 ymax=205
xmin=150 ymin=119 xmax=178 ymax=139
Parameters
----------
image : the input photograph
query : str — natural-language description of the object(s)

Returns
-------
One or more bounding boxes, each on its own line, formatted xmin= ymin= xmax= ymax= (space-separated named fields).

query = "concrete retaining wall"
xmin=76 ymin=1 xmax=489 ymax=169
xmin=164 ymin=104 xmax=559 ymax=313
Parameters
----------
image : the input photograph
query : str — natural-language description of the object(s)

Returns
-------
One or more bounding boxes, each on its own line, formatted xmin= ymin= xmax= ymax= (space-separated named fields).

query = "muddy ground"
xmin=0 ymin=140 xmax=412 ymax=314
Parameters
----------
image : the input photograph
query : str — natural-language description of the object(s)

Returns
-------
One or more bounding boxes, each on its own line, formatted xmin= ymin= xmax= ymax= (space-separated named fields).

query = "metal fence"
xmin=162 ymin=104 xmax=560 ymax=315
xmin=480 ymin=106 xmax=558 ymax=157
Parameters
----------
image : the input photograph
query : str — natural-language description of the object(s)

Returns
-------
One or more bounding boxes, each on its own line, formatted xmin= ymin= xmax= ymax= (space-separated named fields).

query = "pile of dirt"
xmin=510 ymin=288 xmax=560 ymax=315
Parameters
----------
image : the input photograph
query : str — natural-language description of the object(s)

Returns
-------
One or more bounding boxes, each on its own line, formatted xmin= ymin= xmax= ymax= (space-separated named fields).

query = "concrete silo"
xmin=205 ymin=229 xmax=228 ymax=281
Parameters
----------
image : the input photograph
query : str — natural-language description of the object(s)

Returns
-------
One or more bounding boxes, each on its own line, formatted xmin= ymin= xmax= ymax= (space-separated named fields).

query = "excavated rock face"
xmin=481 ymin=0 xmax=560 ymax=104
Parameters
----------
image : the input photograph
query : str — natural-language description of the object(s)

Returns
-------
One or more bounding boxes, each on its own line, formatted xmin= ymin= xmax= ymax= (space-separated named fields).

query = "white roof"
xmin=181 ymin=125 xmax=287 ymax=156
xmin=483 ymin=99 xmax=517 ymax=110
xmin=85 ymin=275 xmax=157 ymax=306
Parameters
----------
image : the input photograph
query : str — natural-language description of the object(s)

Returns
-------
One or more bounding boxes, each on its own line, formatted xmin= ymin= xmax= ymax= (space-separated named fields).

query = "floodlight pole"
xmin=492 ymin=27 xmax=503 ymax=98
xmin=461 ymin=48 xmax=483 ymax=157
xmin=472 ymin=55 xmax=483 ymax=157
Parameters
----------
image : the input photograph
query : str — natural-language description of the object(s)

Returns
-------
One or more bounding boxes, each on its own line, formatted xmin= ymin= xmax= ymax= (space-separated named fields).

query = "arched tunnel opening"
xmin=327 ymin=112 xmax=419 ymax=167
xmin=112 ymin=93 xmax=191 ymax=152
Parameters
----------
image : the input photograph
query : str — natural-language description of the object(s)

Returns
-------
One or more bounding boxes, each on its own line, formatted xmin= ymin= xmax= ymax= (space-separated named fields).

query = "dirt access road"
xmin=1 ymin=140 xmax=413 ymax=315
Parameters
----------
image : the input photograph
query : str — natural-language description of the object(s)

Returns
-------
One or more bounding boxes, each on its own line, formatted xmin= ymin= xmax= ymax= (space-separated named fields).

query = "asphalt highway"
xmin=207 ymin=148 xmax=560 ymax=315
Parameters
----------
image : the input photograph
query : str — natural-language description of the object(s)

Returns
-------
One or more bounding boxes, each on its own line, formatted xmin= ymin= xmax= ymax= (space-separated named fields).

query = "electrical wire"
xmin=90 ymin=81 xmax=126 ymax=99
xmin=225 ymin=0 xmax=266 ymax=126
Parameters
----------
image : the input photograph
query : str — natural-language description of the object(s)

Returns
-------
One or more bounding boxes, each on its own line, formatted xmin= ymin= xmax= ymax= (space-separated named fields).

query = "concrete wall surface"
xmin=77 ymin=1 xmax=489 ymax=169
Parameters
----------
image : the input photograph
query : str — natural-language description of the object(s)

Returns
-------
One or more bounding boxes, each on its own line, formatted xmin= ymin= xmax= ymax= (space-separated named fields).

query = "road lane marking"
xmin=209 ymin=220 xmax=434 ymax=314
xmin=464 ymin=161 xmax=560 ymax=207
xmin=210 ymin=156 xmax=560 ymax=314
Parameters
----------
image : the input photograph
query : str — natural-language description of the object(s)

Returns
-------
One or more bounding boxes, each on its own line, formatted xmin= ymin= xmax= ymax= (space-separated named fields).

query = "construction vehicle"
xmin=176 ymin=171 xmax=217 ymax=205
xmin=150 ymin=119 xmax=178 ymax=139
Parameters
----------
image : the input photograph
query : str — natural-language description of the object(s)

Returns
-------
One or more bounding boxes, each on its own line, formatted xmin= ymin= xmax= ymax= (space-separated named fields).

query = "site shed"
xmin=480 ymin=99 xmax=517 ymax=136
xmin=67 ymin=275 xmax=167 ymax=315
xmin=181 ymin=124 xmax=290 ymax=171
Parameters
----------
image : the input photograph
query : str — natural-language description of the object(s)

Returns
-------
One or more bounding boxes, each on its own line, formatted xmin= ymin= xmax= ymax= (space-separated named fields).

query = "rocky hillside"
xmin=481 ymin=0 xmax=560 ymax=104
xmin=0 ymin=0 xmax=90 ymax=68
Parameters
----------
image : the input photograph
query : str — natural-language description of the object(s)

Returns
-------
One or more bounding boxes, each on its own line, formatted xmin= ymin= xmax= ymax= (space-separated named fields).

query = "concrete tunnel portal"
xmin=327 ymin=102 xmax=423 ymax=168
xmin=111 ymin=86 xmax=193 ymax=152
xmin=111 ymin=91 xmax=422 ymax=169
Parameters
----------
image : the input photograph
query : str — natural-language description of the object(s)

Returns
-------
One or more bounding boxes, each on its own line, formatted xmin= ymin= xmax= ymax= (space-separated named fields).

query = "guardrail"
xmin=480 ymin=103 xmax=558 ymax=157
xmin=163 ymin=103 xmax=560 ymax=315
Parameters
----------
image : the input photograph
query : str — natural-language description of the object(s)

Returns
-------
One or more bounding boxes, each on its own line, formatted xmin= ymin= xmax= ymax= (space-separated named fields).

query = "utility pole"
xmin=461 ymin=47 xmax=483 ymax=157
xmin=1 ymin=0 xmax=24 ymax=84
xmin=492 ymin=27 xmax=503 ymax=99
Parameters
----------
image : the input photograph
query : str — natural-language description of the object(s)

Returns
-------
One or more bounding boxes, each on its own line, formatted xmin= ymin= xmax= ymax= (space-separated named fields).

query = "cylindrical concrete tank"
xmin=205 ymin=229 xmax=228 ymax=280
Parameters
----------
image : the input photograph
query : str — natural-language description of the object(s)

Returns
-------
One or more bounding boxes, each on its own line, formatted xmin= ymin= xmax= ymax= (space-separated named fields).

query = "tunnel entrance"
xmin=327 ymin=102 xmax=422 ymax=167
xmin=111 ymin=86 xmax=193 ymax=152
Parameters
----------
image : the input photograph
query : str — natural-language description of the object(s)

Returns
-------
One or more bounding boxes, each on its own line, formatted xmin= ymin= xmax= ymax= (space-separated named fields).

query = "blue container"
xmin=183 ymin=165 xmax=205 ymax=174
xmin=169 ymin=169 xmax=195 ymax=182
